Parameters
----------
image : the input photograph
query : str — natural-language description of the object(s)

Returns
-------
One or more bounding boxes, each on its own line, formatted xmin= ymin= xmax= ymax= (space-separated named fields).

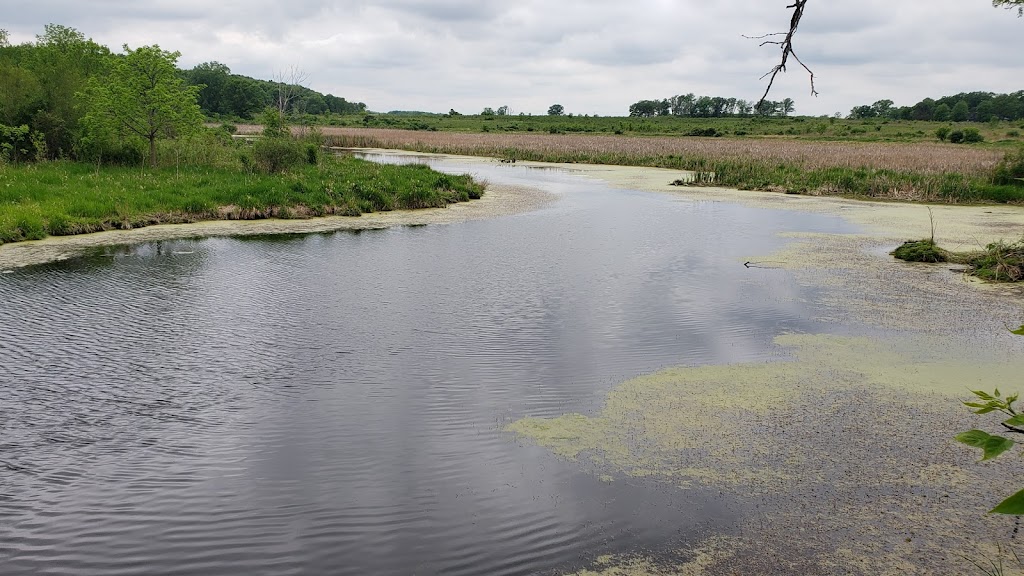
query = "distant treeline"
xmin=183 ymin=63 xmax=365 ymax=120
xmin=628 ymin=94 xmax=796 ymax=118
xmin=0 ymin=24 xmax=365 ymax=160
xmin=849 ymin=92 xmax=1024 ymax=122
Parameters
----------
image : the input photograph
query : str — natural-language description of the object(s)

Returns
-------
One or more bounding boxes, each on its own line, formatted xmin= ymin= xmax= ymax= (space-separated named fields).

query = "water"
xmin=0 ymin=156 xmax=855 ymax=575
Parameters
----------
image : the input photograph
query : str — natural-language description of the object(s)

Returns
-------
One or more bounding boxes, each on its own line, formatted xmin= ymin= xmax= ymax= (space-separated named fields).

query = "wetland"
xmin=3 ymin=153 xmax=1024 ymax=575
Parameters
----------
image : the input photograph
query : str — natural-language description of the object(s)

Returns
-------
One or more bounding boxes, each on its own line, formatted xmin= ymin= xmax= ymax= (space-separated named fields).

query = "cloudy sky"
xmin=6 ymin=1 xmax=1024 ymax=116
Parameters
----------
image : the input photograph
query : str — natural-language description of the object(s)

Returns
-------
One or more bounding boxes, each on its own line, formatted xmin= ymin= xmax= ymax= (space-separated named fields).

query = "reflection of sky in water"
xmin=0 ymin=159 xmax=856 ymax=575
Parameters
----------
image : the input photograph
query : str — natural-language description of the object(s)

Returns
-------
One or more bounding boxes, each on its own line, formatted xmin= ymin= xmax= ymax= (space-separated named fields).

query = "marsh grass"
xmin=302 ymin=127 xmax=1024 ymax=204
xmin=0 ymin=156 xmax=482 ymax=245
xmin=892 ymin=236 xmax=1024 ymax=282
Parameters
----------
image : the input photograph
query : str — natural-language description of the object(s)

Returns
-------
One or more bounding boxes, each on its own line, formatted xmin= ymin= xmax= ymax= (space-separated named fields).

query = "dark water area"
xmin=0 ymin=156 xmax=856 ymax=575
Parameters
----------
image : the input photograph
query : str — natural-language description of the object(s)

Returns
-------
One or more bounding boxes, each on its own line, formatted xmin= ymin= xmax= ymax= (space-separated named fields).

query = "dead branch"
xmin=749 ymin=0 xmax=818 ymax=110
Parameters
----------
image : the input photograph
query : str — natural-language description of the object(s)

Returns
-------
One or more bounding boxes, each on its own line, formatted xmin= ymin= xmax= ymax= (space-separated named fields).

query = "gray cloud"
xmin=6 ymin=0 xmax=1024 ymax=116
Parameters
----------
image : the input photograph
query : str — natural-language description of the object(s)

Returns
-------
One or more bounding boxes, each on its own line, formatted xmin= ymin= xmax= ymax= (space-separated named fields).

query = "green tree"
xmin=496 ymin=105 xmax=510 ymax=116
xmin=952 ymin=100 xmax=970 ymax=122
xmin=781 ymin=97 xmax=796 ymax=116
xmin=30 ymin=24 xmax=112 ymax=157
xmin=0 ymin=65 xmax=43 ymax=125
xmin=547 ymin=104 xmax=564 ymax=116
xmin=933 ymin=103 xmax=952 ymax=122
xmin=81 ymin=44 xmax=203 ymax=167
xmin=481 ymin=107 xmax=495 ymax=116
xmin=188 ymin=61 xmax=232 ymax=115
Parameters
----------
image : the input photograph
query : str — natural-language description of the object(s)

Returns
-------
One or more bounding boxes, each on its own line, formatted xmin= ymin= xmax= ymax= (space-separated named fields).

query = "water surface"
xmin=0 ymin=156 xmax=855 ymax=575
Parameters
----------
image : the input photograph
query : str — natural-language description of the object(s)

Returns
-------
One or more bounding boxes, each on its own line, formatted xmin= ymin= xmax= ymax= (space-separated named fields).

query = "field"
xmin=288 ymin=114 xmax=1024 ymax=146
xmin=234 ymin=123 xmax=1024 ymax=204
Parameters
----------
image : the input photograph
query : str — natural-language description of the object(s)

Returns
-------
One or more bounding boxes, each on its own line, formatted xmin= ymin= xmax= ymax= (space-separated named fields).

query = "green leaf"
xmin=974 ymin=407 xmax=998 ymax=415
xmin=956 ymin=430 xmax=1015 ymax=460
xmin=991 ymin=488 xmax=1024 ymax=515
xmin=1011 ymin=326 xmax=1024 ymax=336
xmin=973 ymin=390 xmax=996 ymax=401
xmin=1006 ymin=414 xmax=1024 ymax=427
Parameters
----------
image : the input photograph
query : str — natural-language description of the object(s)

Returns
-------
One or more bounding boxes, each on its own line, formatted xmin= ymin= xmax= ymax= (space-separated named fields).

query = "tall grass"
xmin=305 ymin=127 xmax=1023 ymax=203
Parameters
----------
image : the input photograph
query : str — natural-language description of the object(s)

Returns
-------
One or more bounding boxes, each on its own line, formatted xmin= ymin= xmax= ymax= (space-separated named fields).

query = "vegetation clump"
xmin=966 ymin=239 xmax=1024 ymax=282
xmin=891 ymin=239 xmax=949 ymax=263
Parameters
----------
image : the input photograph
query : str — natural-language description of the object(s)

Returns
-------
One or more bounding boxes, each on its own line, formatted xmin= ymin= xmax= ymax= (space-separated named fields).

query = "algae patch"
xmin=510 ymin=333 xmax=1024 ymax=575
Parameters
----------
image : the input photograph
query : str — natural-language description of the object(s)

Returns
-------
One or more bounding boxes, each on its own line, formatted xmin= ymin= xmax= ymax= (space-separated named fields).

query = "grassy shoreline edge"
xmin=296 ymin=127 xmax=1024 ymax=204
xmin=0 ymin=154 xmax=484 ymax=247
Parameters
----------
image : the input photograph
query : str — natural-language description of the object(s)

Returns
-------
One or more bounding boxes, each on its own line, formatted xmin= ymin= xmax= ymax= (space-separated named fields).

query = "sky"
xmin=5 ymin=0 xmax=1024 ymax=117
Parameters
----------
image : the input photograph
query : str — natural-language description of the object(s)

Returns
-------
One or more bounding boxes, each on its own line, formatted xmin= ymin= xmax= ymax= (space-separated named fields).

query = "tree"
xmin=188 ymin=61 xmax=232 ymax=115
xmin=952 ymin=100 xmax=970 ymax=122
xmin=933 ymin=103 xmax=952 ymax=122
xmin=496 ymin=105 xmax=510 ymax=116
xmin=547 ymin=104 xmax=564 ymax=116
xmin=30 ymin=25 xmax=112 ymax=158
xmin=0 ymin=65 xmax=43 ymax=125
xmin=760 ymin=1 xmax=1021 ymax=105
xmin=0 ymin=29 xmax=8 ymax=47
xmin=781 ymin=97 xmax=795 ymax=116
xmin=481 ymin=107 xmax=495 ymax=116
xmin=81 ymin=44 xmax=203 ymax=167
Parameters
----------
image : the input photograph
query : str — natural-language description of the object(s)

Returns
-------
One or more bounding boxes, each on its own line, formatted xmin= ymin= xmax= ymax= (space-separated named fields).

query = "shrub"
xmin=962 ymin=128 xmax=984 ymax=144
xmin=252 ymin=137 xmax=305 ymax=173
xmin=992 ymin=146 xmax=1024 ymax=186
xmin=949 ymin=130 xmax=965 ymax=144
xmin=935 ymin=127 xmax=950 ymax=142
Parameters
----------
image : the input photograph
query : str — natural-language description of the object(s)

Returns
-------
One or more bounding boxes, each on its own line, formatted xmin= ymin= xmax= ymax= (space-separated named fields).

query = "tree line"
xmin=0 ymin=24 xmax=365 ymax=163
xmin=628 ymin=94 xmax=796 ymax=118
xmin=848 ymin=91 xmax=1024 ymax=122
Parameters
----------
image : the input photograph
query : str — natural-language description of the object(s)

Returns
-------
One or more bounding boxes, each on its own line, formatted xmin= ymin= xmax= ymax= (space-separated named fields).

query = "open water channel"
xmin=0 ymin=155 xmax=857 ymax=575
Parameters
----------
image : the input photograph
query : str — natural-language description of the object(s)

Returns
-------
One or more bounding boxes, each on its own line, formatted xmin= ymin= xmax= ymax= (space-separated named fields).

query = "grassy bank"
xmin=274 ymin=127 xmax=1024 ymax=204
xmin=0 ymin=155 xmax=483 ymax=245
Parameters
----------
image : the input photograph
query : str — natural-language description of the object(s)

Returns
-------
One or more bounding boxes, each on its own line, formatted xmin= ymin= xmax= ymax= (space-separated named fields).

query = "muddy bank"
xmin=0 ymin=180 xmax=551 ymax=270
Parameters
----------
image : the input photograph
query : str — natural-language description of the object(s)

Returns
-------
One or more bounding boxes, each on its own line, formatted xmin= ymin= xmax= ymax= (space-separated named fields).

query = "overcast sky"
xmin=6 ymin=1 xmax=1024 ymax=116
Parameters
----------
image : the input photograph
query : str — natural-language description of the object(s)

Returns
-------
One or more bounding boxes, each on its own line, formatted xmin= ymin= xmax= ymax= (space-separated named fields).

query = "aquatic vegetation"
xmin=968 ymin=239 xmax=1024 ymax=282
xmin=891 ymin=239 xmax=949 ymax=263
xmin=508 ymin=334 xmax=1024 ymax=574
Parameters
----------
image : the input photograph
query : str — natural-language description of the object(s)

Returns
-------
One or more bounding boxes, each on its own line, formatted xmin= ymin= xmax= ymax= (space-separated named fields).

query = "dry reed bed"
xmin=253 ymin=127 xmax=1004 ymax=176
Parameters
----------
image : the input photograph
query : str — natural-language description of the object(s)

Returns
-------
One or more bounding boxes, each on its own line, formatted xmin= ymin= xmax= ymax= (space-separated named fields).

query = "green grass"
xmin=0 ymin=155 xmax=483 ymax=245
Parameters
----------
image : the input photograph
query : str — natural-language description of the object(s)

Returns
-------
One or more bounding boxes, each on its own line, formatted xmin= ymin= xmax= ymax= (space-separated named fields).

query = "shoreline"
xmin=4 ymin=148 xmax=1024 ymax=271
xmin=0 ymin=177 xmax=552 ymax=270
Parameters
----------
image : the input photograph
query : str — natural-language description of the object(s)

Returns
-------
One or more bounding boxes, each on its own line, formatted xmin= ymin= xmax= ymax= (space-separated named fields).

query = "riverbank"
xmin=235 ymin=125 xmax=1024 ymax=204
xmin=0 ymin=175 xmax=551 ymax=269
xmin=0 ymin=154 xmax=486 ymax=246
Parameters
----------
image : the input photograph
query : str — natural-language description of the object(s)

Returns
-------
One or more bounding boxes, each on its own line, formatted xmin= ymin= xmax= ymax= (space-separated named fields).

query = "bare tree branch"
xmin=750 ymin=0 xmax=817 ymax=110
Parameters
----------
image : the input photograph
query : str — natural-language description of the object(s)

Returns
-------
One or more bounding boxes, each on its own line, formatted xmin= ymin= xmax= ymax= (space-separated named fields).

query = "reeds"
xmin=301 ymin=127 xmax=1021 ymax=203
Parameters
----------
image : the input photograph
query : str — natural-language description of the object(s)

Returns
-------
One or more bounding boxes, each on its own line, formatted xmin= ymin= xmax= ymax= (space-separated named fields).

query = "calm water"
xmin=0 ymin=156 xmax=855 ymax=575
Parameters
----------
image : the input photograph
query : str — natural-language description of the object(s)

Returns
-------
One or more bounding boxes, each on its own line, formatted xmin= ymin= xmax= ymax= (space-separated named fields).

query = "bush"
xmin=949 ymin=130 xmax=964 ymax=144
xmin=962 ymin=127 xmax=984 ymax=143
xmin=935 ymin=127 xmax=950 ymax=142
xmin=252 ymin=137 xmax=305 ymax=173
xmin=992 ymin=146 xmax=1024 ymax=186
